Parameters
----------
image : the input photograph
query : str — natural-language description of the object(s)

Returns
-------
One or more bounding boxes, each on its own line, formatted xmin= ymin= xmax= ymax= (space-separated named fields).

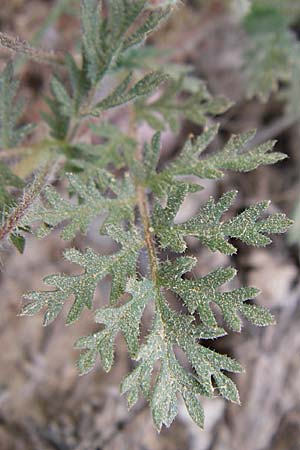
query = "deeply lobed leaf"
xmin=21 ymin=170 xmax=136 ymax=239
xmin=159 ymin=257 xmax=275 ymax=332
xmin=142 ymin=127 xmax=286 ymax=195
xmin=154 ymin=186 xmax=292 ymax=254
xmin=21 ymin=225 xmax=143 ymax=325
xmin=76 ymin=278 xmax=153 ymax=374
xmin=121 ymin=292 xmax=243 ymax=430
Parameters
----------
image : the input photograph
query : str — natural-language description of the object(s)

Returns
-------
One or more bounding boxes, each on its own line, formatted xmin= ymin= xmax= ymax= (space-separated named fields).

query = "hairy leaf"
xmin=143 ymin=127 xmax=286 ymax=195
xmin=121 ymin=292 xmax=242 ymax=430
xmin=0 ymin=63 xmax=33 ymax=148
xmin=136 ymin=77 xmax=230 ymax=132
xmin=21 ymin=225 xmax=143 ymax=325
xmin=159 ymin=257 xmax=275 ymax=332
xmin=22 ymin=170 xmax=136 ymax=239
xmin=76 ymin=278 xmax=152 ymax=374
xmin=154 ymin=186 xmax=292 ymax=254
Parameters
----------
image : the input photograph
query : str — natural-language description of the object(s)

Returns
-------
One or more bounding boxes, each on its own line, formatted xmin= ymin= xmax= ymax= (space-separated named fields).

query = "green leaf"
xmin=76 ymin=278 xmax=153 ymax=374
xmin=154 ymin=187 xmax=292 ymax=254
xmin=21 ymin=225 xmax=143 ymax=325
xmin=90 ymin=71 xmax=168 ymax=116
xmin=122 ymin=292 xmax=242 ymax=431
xmin=0 ymin=62 xmax=33 ymax=148
xmin=144 ymin=127 xmax=286 ymax=195
xmin=10 ymin=233 xmax=26 ymax=254
xmin=65 ymin=53 xmax=91 ymax=114
xmin=80 ymin=0 xmax=169 ymax=85
xmin=136 ymin=77 xmax=230 ymax=132
xmin=50 ymin=76 xmax=73 ymax=117
xmin=43 ymin=96 xmax=69 ymax=141
xmin=160 ymin=257 xmax=274 ymax=332
xmin=123 ymin=7 xmax=171 ymax=50
xmin=182 ymin=391 xmax=205 ymax=429
xmin=22 ymin=170 xmax=136 ymax=240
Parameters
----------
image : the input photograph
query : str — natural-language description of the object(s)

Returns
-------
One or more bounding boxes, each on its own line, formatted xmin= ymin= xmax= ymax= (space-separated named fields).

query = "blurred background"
xmin=0 ymin=1 xmax=299 ymax=449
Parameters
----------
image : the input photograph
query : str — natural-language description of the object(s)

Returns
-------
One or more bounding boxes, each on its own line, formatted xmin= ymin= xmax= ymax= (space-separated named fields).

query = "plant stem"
xmin=0 ymin=32 xmax=65 ymax=67
xmin=136 ymin=184 xmax=159 ymax=283
xmin=0 ymin=155 xmax=56 ymax=242
xmin=128 ymin=104 xmax=159 ymax=283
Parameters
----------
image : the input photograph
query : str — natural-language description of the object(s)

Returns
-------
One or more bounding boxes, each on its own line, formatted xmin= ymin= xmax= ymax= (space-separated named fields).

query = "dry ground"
xmin=0 ymin=1 xmax=299 ymax=449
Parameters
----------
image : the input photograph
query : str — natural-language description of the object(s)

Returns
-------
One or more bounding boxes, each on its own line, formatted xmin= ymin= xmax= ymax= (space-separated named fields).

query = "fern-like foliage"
xmin=0 ymin=63 xmax=37 ymax=252
xmin=135 ymin=77 xmax=230 ymax=131
xmin=22 ymin=225 xmax=142 ymax=325
xmin=142 ymin=126 xmax=285 ymax=195
xmin=154 ymin=186 xmax=290 ymax=254
xmin=21 ymin=170 xmax=136 ymax=239
xmin=8 ymin=0 xmax=292 ymax=431
xmin=22 ymin=132 xmax=291 ymax=430
xmin=0 ymin=63 xmax=30 ymax=211
xmin=243 ymin=3 xmax=300 ymax=107
xmin=0 ymin=63 xmax=33 ymax=148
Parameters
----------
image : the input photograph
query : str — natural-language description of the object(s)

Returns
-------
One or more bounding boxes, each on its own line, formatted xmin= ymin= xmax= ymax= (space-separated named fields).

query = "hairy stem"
xmin=0 ymin=31 xmax=65 ymax=66
xmin=136 ymin=184 xmax=159 ymax=283
xmin=128 ymin=105 xmax=159 ymax=283
xmin=0 ymin=156 xmax=56 ymax=242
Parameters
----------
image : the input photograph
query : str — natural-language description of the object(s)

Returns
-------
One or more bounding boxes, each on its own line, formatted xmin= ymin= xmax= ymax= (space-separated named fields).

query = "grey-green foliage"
xmin=159 ymin=257 xmax=274 ymax=332
xmin=76 ymin=278 xmax=153 ymax=373
xmin=0 ymin=63 xmax=33 ymax=148
xmin=121 ymin=292 xmax=243 ymax=430
xmin=154 ymin=187 xmax=291 ymax=254
xmin=243 ymin=3 xmax=300 ymax=106
xmin=16 ymin=0 xmax=293 ymax=432
xmin=22 ymin=225 xmax=143 ymax=325
xmin=43 ymin=1 xmax=170 ymax=139
xmin=135 ymin=77 xmax=230 ymax=131
xmin=143 ymin=126 xmax=285 ymax=195
xmin=0 ymin=63 xmax=30 ymax=211
xmin=0 ymin=63 xmax=32 ymax=253
xmin=21 ymin=169 xmax=136 ymax=239
xmin=22 ymin=126 xmax=291 ymax=429
xmin=44 ymin=0 xmax=233 ymax=141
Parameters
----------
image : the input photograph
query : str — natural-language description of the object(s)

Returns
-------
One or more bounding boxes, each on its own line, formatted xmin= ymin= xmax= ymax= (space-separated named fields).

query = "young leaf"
xmin=90 ymin=71 xmax=168 ymax=116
